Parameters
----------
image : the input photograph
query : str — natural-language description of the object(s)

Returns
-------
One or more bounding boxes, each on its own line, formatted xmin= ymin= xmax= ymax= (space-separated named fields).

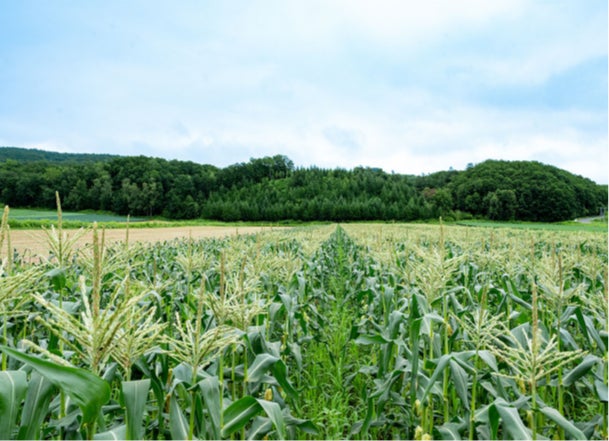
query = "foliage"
xmin=0 ymin=212 xmax=606 ymax=439
xmin=1 ymin=147 xmax=604 ymax=222
xmin=450 ymin=159 xmax=606 ymax=222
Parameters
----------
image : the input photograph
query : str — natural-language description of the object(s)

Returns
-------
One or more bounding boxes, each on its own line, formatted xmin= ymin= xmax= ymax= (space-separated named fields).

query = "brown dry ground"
xmin=7 ymin=226 xmax=284 ymax=260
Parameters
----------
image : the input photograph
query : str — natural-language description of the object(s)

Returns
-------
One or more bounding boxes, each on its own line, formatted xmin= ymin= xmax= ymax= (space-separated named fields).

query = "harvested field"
xmin=6 ymin=225 xmax=284 ymax=260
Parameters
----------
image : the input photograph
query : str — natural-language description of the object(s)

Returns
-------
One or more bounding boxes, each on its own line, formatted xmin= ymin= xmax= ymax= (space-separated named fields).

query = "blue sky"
xmin=1 ymin=1 xmax=607 ymax=183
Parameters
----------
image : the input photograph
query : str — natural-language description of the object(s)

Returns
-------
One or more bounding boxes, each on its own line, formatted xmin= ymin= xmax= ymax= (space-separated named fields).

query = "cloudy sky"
xmin=1 ymin=1 xmax=607 ymax=183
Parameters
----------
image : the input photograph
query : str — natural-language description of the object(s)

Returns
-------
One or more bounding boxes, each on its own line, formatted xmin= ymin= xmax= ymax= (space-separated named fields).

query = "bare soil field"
xmin=6 ymin=226 xmax=284 ymax=260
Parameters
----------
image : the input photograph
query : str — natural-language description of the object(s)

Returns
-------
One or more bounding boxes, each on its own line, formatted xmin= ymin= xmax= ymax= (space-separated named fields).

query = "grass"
xmin=456 ymin=219 xmax=608 ymax=232
xmin=6 ymin=208 xmax=332 ymax=229
xmin=8 ymin=208 xmax=144 ymax=225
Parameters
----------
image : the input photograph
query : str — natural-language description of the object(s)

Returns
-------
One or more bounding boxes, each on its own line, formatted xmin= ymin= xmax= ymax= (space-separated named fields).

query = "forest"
xmin=0 ymin=147 xmax=606 ymax=222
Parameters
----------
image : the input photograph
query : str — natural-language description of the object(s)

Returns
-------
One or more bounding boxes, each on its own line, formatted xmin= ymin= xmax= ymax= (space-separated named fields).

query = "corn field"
xmin=0 ymin=207 xmax=607 ymax=439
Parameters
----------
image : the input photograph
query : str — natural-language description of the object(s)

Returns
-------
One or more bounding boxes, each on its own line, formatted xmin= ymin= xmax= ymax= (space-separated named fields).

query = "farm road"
xmin=6 ymin=226 xmax=284 ymax=260
xmin=576 ymin=216 xmax=605 ymax=223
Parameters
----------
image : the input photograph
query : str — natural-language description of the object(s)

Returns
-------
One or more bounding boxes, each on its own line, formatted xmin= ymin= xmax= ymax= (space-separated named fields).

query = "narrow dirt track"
xmin=6 ymin=226 xmax=284 ymax=260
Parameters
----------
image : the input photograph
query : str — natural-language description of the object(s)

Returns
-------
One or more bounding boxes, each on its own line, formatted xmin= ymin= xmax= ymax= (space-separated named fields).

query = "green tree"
xmin=487 ymin=189 xmax=517 ymax=220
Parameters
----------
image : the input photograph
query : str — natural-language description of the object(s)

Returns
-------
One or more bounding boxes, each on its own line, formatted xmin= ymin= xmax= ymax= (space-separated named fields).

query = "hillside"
xmin=0 ymin=147 xmax=605 ymax=222
xmin=449 ymin=160 xmax=606 ymax=222
xmin=0 ymin=146 xmax=118 ymax=163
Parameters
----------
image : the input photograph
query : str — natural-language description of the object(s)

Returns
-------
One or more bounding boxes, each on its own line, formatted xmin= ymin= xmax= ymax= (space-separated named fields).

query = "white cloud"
xmin=0 ymin=0 xmax=606 ymax=185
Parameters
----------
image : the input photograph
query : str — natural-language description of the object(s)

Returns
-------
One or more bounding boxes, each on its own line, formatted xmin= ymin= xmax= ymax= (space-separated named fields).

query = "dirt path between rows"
xmin=5 ymin=226 xmax=285 ymax=260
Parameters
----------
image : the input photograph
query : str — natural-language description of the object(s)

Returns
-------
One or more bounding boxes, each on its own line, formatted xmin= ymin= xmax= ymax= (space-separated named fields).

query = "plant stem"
xmin=231 ymin=347 xmax=237 ymax=400
xmin=556 ymin=251 xmax=565 ymax=440
xmin=1 ymin=314 xmax=6 ymax=370
xmin=219 ymin=348 xmax=225 ymax=430
xmin=442 ymin=294 xmax=449 ymax=423
xmin=469 ymin=354 xmax=480 ymax=440
xmin=530 ymin=282 xmax=539 ymax=441
xmin=189 ymin=389 xmax=196 ymax=440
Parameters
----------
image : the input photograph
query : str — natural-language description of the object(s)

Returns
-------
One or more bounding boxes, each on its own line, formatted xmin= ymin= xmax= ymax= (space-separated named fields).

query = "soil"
xmin=5 ymin=226 xmax=284 ymax=260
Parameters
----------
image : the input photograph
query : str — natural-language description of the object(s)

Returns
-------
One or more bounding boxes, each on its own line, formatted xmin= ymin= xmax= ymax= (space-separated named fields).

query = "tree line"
xmin=0 ymin=147 xmax=605 ymax=222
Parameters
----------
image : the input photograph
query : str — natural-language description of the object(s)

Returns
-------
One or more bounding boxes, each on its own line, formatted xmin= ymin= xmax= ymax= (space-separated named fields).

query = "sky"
xmin=0 ymin=1 xmax=607 ymax=183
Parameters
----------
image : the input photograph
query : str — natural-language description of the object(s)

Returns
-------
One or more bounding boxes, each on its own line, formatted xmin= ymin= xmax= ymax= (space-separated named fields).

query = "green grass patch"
xmin=9 ymin=208 xmax=143 ymax=223
xmin=5 ymin=208 xmax=326 ymax=229
xmin=456 ymin=219 xmax=608 ymax=233
xmin=7 ymin=209 xmax=148 ymax=229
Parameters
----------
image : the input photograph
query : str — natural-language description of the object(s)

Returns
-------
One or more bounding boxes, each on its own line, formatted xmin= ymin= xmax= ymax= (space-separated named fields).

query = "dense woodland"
xmin=0 ymin=147 xmax=606 ymax=222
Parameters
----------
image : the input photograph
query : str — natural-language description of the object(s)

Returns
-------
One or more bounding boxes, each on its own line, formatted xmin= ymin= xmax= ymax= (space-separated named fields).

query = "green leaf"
xmin=0 ymin=370 xmax=28 ymax=440
xmin=487 ymin=403 xmax=500 ymax=440
xmin=477 ymin=350 xmax=498 ymax=372
xmin=354 ymin=334 xmax=389 ymax=345
xmin=222 ymin=396 xmax=261 ymax=438
xmin=0 ymin=345 xmax=110 ymax=429
xmin=421 ymin=354 xmax=451 ymax=402
xmin=257 ymin=399 xmax=286 ymax=440
xmin=284 ymin=414 xmax=319 ymax=435
xmin=360 ymin=397 xmax=374 ymax=437
xmin=94 ymin=425 xmax=127 ymax=440
xmin=247 ymin=353 xmax=279 ymax=383
xmin=563 ymin=355 xmax=598 ymax=387
xmin=408 ymin=315 xmax=422 ymax=406
xmin=246 ymin=417 xmax=272 ymax=440
xmin=17 ymin=372 xmax=55 ymax=440
xmin=494 ymin=400 xmax=530 ymax=441
xmin=449 ymin=359 xmax=470 ymax=409
xmin=539 ymin=406 xmax=586 ymax=440
xmin=595 ymin=379 xmax=608 ymax=402
xmin=122 ymin=379 xmax=150 ymax=441
xmin=222 ymin=394 xmax=294 ymax=438
xmin=46 ymin=268 xmax=67 ymax=291
xmin=574 ymin=307 xmax=605 ymax=352
xmin=198 ymin=376 xmax=221 ymax=440
xmin=270 ymin=358 xmax=298 ymax=400
xmin=435 ymin=422 xmax=463 ymax=440
xmin=169 ymin=393 xmax=190 ymax=440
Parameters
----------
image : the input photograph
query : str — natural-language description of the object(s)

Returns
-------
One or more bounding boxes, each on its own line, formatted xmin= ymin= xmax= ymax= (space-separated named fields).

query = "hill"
xmin=0 ymin=147 xmax=605 ymax=222
xmin=449 ymin=160 xmax=606 ymax=222
xmin=0 ymin=146 xmax=118 ymax=163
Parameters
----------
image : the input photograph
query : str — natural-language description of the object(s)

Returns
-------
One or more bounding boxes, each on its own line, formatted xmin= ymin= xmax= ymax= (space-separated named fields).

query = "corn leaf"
xmin=539 ymin=406 xmax=586 ymax=440
xmin=247 ymin=353 xmax=279 ymax=383
xmin=595 ymin=379 xmax=608 ymax=402
xmin=122 ymin=379 xmax=150 ymax=441
xmin=435 ymin=422 xmax=463 ymax=440
xmin=270 ymin=358 xmax=298 ymax=399
xmin=493 ymin=400 xmax=530 ymax=440
xmin=222 ymin=396 xmax=261 ymax=437
xmin=93 ymin=425 xmax=127 ymax=440
xmin=198 ymin=376 xmax=221 ymax=440
xmin=449 ymin=359 xmax=470 ymax=409
xmin=246 ymin=417 xmax=273 ymax=440
xmin=487 ymin=403 xmax=500 ymax=440
xmin=257 ymin=399 xmax=286 ymax=440
xmin=0 ymin=345 xmax=110 ymax=428
xmin=0 ymin=370 xmax=27 ymax=440
xmin=17 ymin=371 xmax=55 ymax=440
xmin=563 ymin=355 xmax=598 ymax=387
xmin=169 ymin=394 xmax=190 ymax=440
xmin=477 ymin=350 xmax=498 ymax=372
xmin=421 ymin=354 xmax=451 ymax=402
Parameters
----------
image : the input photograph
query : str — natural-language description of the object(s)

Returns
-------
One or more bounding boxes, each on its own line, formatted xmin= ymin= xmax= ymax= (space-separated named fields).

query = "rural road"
xmin=575 ymin=216 xmax=605 ymax=223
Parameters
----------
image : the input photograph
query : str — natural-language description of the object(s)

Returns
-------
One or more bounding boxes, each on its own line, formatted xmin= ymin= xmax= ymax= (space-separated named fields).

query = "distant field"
xmin=8 ymin=225 xmax=284 ymax=258
xmin=8 ymin=208 xmax=144 ymax=223
xmin=456 ymin=219 xmax=607 ymax=233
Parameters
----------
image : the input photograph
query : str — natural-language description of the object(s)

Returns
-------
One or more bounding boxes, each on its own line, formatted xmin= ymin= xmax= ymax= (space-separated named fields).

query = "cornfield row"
xmin=0 ymin=207 xmax=607 ymax=439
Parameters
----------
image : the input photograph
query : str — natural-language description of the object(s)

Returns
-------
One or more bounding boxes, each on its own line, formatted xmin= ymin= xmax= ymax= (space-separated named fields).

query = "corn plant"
xmin=0 ymin=220 xmax=606 ymax=439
